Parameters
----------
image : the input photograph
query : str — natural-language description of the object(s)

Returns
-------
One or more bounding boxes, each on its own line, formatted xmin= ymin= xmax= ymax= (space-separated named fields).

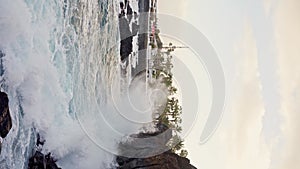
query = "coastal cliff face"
xmin=117 ymin=151 xmax=197 ymax=169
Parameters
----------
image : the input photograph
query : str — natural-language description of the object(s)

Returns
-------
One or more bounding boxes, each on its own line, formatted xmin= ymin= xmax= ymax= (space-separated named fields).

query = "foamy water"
xmin=0 ymin=0 xmax=150 ymax=168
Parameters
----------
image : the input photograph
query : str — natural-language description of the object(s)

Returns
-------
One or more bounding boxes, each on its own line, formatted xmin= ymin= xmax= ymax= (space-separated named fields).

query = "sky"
xmin=158 ymin=0 xmax=300 ymax=168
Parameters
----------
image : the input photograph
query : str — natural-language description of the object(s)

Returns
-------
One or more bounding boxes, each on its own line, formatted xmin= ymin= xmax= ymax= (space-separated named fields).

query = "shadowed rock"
xmin=117 ymin=150 xmax=197 ymax=169
xmin=28 ymin=151 xmax=61 ymax=169
xmin=117 ymin=123 xmax=197 ymax=169
xmin=0 ymin=92 xmax=12 ymax=139
xmin=0 ymin=91 xmax=12 ymax=155
xmin=28 ymin=135 xmax=61 ymax=169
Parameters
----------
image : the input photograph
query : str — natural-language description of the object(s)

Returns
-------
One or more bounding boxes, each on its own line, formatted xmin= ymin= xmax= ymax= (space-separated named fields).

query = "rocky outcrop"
xmin=0 ymin=91 xmax=12 ymax=139
xmin=119 ymin=129 xmax=171 ymax=158
xmin=119 ymin=14 xmax=133 ymax=61
xmin=116 ymin=150 xmax=197 ymax=169
xmin=0 ymin=91 xmax=12 ymax=154
xmin=117 ymin=123 xmax=197 ymax=169
xmin=119 ymin=0 xmax=141 ymax=62
xmin=28 ymin=151 xmax=61 ymax=169
xmin=28 ymin=134 xmax=61 ymax=169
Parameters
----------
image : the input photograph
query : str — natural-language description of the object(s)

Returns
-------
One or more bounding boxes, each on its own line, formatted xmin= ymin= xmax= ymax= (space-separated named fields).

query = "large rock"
xmin=117 ymin=124 xmax=197 ymax=169
xmin=118 ymin=129 xmax=172 ymax=158
xmin=28 ymin=135 xmax=61 ymax=169
xmin=116 ymin=151 xmax=197 ymax=169
xmin=28 ymin=151 xmax=62 ymax=169
xmin=0 ymin=91 xmax=12 ymax=138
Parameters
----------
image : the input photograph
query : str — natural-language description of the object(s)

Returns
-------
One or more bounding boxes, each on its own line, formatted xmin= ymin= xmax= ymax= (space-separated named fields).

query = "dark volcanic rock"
xmin=118 ymin=0 xmax=137 ymax=62
xmin=116 ymin=151 xmax=197 ymax=169
xmin=28 ymin=135 xmax=61 ymax=169
xmin=118 ymin=15 xmax=133 ymax=61
xmin=28 ymin=151 xmax=61 ymax=169
xmin=126 ymin=3 xmax=133 ymax=22
xmin=0 ymin=91 xmax=12 ymax=138
xmin=117 ymin=123 xmax=197 ymax=169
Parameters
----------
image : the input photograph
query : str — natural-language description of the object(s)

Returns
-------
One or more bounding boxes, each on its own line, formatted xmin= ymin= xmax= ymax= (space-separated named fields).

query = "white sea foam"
xmin=0 ymin=0 xmax=162 ymax=168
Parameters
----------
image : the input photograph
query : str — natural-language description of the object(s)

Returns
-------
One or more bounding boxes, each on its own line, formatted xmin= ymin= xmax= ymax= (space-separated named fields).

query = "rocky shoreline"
xmin=116 ymin=1 xmax=197 ymax=167
xmin=0 ymin=0 xmax=198 ymax=167
xmin=0 ymin=91 xmax=61 ymax=169
xmin=1 ymin=91 xmax=197 ymax=168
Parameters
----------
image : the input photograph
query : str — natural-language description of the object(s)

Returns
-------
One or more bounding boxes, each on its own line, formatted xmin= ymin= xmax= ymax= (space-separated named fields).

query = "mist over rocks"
xmin=116 ymin=123 xmax=197 ymax=169
xmin=28 ymin=151 xmax=62 ymax=169
xmin=28 ymin=134 xmax=62 ymax=169
xmin=0 ymin=0 xmax=198 ymax=168
xmin=116 ymin=0 xmax=197 ymax=167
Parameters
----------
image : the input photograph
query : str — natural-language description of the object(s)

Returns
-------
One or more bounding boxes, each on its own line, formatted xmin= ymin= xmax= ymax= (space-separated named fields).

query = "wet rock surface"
xmin=118 ymin=1 xmax=135 ymax=61
xmin=28 ymin=134 xmax=61 ymax=169
xmin=28 ymin=151 xmax=61 ymax=169
xmin=0 ymin=91 xmax=12 ymax=139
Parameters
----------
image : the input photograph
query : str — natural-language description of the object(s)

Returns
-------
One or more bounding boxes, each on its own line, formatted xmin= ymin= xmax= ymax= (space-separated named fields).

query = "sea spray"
xmin=0 ymin=0 xmax=168 ymax=168
xmin=0 ymin=0 xmax=132 ymax=168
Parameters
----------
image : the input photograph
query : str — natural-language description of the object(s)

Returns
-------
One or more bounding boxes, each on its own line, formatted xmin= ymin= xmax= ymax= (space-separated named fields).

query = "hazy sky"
xmin=158 ymin=0 xmax=300 ymax=168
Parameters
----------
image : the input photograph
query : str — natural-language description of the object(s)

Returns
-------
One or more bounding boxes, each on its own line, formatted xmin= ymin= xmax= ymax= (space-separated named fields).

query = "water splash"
xmin=0 ymin=0 xmax=135 ymax=168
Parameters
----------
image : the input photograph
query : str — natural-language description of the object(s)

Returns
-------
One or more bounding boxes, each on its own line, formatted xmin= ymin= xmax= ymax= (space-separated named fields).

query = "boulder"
xmin=0 ymin=92 xmax=12 ymax=138
xmin=28 ymin=135 xmax=61 ymax=169
xmin=117 ymin=125 xmax=197 ymax=169
xmin=116 ymin=151 xmax=197 ymax=169
xmin=28 ymin=151 xmax=61 ymax=169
